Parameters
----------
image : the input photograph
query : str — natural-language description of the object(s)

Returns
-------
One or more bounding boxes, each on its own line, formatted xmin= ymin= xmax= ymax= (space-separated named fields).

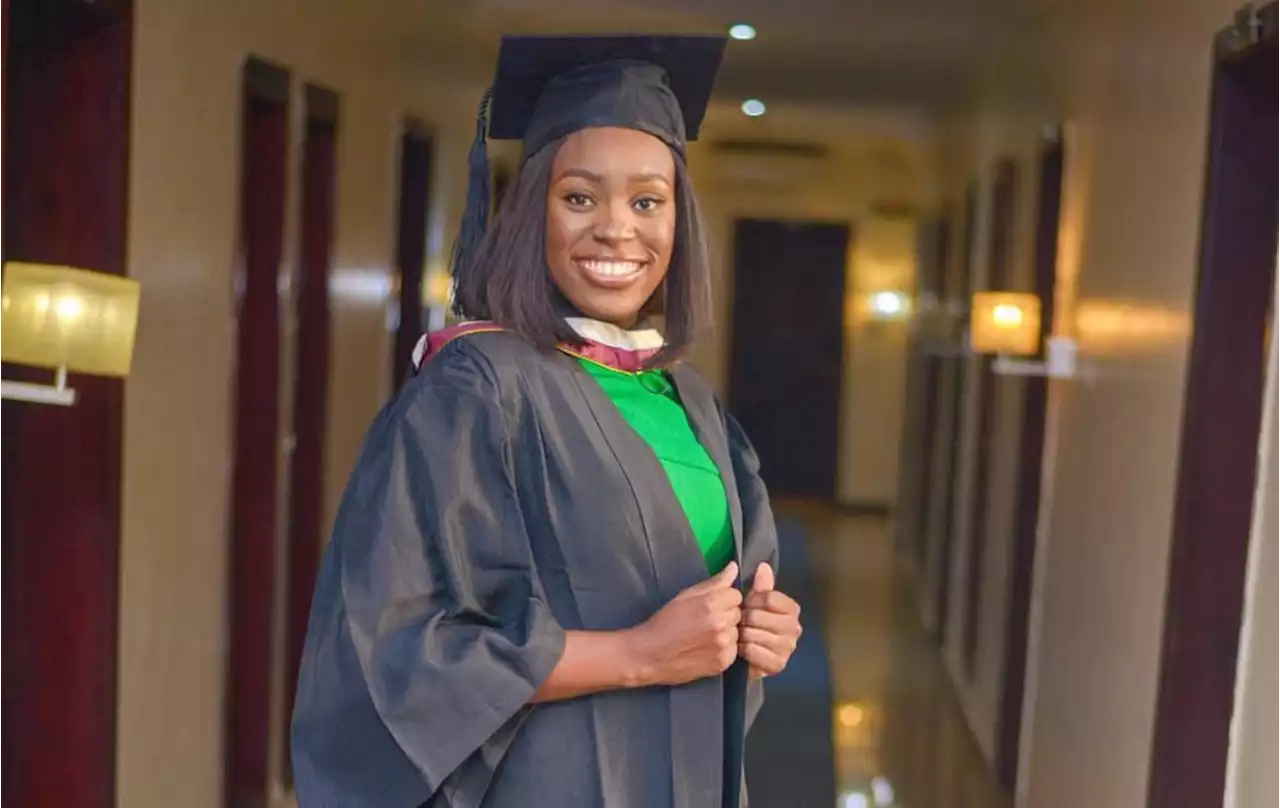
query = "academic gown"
xmin=290 ymin=329 xmax=779 ymax=808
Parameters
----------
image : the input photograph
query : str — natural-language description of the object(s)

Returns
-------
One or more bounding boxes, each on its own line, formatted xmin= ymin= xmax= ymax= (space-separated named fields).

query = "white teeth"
xmin=579 ymin=260 xmax=642 ymax=277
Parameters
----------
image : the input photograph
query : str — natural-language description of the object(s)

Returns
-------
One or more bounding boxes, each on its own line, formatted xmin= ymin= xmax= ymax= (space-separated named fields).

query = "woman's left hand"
xmin=739 ymin=563 xmax=802 ymax=679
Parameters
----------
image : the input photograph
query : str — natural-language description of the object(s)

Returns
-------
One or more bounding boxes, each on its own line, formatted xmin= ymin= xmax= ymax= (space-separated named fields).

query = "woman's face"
xmin=545 ymin=126 xmax=677 ymax=329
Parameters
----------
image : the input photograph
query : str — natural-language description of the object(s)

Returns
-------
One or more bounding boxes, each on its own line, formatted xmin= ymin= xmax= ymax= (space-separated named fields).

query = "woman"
xmin=292 ymin=34 xmax=803 ymax=808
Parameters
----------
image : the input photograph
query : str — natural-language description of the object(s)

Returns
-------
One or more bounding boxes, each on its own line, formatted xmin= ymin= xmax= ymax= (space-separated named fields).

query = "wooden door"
xmin=934 ymin=183 xmax=978 ymax=643
xmin=1148 ymin=8 xmax=1277 ymax=806
xmin=728 ymin=220 xmax=849 ymax=501
xmin=996 ymin=130 xmax=1065 ymax=790
xmin=962 ymin=158 xmax=1020 ymax=676
xmin=1 ymin=2 xmax=133 ymax=805
xmin=391 ymin=121 xmax=432 ymax=391
xmin=226 ymin=56 xmax=289 ymax=808
xmin=282 ymin=83 xmax=339 ymax=782
xmin=908 ymin=216 xmax=952 ymax=569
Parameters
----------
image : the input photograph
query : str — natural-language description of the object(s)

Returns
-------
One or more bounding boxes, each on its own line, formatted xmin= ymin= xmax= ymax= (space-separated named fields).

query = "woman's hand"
xmin=628 ymin=562 xmax=743 ymax=686
xmin=740 ymin=563 xmax=802 ymax=679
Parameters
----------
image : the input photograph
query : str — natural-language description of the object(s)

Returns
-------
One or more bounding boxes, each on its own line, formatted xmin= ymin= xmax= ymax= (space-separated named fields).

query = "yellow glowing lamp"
xmin=836 ymin=702 xmax=865 ymax=728
xmin=969 ymin=291 xmax=1041 ymax=356
xmin=1 ymin=262 xmax=141 ymax=406
xmin=423 ymin=269 xmax=454 ymax=309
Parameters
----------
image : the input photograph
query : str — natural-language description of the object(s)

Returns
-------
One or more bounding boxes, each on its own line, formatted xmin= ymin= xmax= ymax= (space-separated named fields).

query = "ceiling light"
xmin=729 ymin=23 xmax=756 ymax=41
xmin=741 ymin=98 xmax=767 ymax=117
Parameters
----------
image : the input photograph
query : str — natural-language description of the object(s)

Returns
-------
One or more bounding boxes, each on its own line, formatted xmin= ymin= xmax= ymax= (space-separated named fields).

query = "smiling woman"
xmin=448 ymin=45 xmax=711 ymax=368
xmin=546 ymin=128 xmax=676 ymax=327
xmin=291 ymin=34 xmax=802 ymax=808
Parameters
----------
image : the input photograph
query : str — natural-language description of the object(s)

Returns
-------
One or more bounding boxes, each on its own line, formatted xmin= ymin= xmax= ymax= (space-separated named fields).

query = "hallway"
xmin=747 ymin=511 xmax=1009 ymax=808
xmin=3 ymin=2 xmax=1277 ymax=807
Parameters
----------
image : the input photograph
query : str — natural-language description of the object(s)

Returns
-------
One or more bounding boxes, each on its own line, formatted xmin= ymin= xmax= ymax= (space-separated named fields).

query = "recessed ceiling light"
xmin=741 ymin=98 xmax=767 ymax=117
xmin=729 ymin=23 xmax=757 ymax=41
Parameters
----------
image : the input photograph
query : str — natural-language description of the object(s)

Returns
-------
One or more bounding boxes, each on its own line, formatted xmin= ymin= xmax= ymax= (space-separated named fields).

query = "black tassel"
xmin=449 ymin=87 xmax=494 ymax=288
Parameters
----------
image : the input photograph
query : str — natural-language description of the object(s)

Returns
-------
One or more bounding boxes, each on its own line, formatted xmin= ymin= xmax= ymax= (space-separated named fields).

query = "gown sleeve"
xmin=335 ymin=375 xmax=567 ymax=794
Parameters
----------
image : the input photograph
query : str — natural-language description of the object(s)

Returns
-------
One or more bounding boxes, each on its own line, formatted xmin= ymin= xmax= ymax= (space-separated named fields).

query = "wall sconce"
xmin=1 ymin=262 xmax=141 ymax=406
xmin=969 ymin=290 xmax=1080 ymax=379
xmin=865 ymin=290 xmax=912 ymax=322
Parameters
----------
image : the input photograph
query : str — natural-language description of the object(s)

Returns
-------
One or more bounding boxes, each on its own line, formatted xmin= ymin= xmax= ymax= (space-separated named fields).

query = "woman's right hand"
xmin=628 ymin=562 xmax=743 ymax=686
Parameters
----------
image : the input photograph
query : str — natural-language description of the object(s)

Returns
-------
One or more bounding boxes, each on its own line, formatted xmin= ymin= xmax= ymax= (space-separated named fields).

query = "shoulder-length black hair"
xmin=450 ymin=135 xmax=713 ymax=368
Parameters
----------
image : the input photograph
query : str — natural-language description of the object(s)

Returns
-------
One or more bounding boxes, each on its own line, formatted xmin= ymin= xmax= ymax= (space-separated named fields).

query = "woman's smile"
xmin=574 ymin=257 xmax=650 ymax=288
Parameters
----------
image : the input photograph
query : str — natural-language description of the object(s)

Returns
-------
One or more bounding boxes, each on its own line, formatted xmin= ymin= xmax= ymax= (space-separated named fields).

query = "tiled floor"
xmin=797 ymin=509 xmax=1010 ymax=808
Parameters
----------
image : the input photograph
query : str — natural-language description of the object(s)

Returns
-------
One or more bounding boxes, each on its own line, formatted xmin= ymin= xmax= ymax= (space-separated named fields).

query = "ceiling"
xmin=364 ymin=0 xmax=1053 ymax=126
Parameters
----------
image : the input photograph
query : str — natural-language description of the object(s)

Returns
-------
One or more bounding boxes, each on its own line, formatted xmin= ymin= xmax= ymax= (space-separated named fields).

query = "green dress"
xmin=576 ymin=357 xmax=735 ymax=573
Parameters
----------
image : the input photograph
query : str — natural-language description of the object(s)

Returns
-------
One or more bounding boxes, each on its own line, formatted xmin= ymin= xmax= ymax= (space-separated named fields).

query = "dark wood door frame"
xmin=1 ymin=2 xmax=133 ymax=805
xmin=282 ymin=83 xmax=340 ymax=784
xmin=908 ymin=216 xmax=952 ymax=569
xmin=226 ymin=56 xmax=290 ymax=808
xmin=1148 ymin=6 xmax=1277 ymax=806
xmin=935 ymin=181 xmax=979 ymax=644
xmin=962 ymin=158 xmax=1020 ymax=677
xmin=391 ymin=119 xmax=433 ymax=391
xmin=996 ymin=130 xmax=1065 ymax=790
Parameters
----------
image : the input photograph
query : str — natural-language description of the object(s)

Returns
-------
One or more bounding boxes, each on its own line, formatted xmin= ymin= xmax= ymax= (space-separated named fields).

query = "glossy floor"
xmin=801 ymin=510 xmax=1010 ymax=808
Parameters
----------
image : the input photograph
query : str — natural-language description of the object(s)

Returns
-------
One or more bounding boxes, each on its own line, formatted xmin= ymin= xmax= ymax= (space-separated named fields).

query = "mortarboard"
xmin=451 ymin=34 xmax=728 ymax=282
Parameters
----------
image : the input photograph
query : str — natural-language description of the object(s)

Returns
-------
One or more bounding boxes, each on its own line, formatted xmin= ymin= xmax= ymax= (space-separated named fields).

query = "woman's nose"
xmin=593 ymin=200 xmax=637 ymax=243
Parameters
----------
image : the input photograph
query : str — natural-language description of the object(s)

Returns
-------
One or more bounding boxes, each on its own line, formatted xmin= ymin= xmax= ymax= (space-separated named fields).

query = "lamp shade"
xmin=1 ymin=262 xmax=141 ymax=377
xmin=970 ymin=291 xmax=1041 ymax=356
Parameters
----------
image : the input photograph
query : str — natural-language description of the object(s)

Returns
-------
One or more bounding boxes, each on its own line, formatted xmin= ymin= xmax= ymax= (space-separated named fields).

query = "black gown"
xmin=291 ymin=331 xmax=779 ymax=808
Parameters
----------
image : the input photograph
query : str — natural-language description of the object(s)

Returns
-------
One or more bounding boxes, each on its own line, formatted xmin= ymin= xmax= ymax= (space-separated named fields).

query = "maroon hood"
xmin=411 ymin=321 xmax=663 ymax=373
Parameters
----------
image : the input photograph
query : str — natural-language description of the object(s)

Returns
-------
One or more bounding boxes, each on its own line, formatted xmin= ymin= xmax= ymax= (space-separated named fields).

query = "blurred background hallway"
xmin=743 ymin=509 xmax=1010 ymax=808
xmin=2 ymin=1 xmax=1276 ymax=807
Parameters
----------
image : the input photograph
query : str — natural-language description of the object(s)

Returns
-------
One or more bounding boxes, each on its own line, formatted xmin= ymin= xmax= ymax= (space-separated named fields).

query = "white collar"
xmin=565 ymin=317 xmax=665 ymax=351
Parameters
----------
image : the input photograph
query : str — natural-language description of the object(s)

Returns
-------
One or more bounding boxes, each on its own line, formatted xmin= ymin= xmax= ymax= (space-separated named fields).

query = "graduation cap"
xmin=452 ymin=34 xmax=728 ymax=281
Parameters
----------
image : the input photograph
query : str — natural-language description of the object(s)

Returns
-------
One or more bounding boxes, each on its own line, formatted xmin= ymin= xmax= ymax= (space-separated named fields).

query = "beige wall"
xmin=1019 ymin=3 xmax=1239 ymax=804
xmin=1224 ymin=313 xmax=1278 ymax=808
xmin=842 ymin=218 xmax=920 ymax=505
xmin=686 ymin=124 xmax=933 ymax=505
xmin=918 ymin=0 xmax=1261 ymax=806
xmin=120 ymin=2 xmax=476 ymax=806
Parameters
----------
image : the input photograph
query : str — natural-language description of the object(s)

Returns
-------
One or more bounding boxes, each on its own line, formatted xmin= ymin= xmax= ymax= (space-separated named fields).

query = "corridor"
xmin=2 ymin=1 xmax=1276 ymax=807
xmin=746 ymin=512 xmax=1008 ymax=808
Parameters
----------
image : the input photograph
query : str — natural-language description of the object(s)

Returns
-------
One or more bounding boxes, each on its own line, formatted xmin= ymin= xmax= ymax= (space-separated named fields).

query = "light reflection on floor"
xmin=798 ymin=509 xmax=1010 ymax=808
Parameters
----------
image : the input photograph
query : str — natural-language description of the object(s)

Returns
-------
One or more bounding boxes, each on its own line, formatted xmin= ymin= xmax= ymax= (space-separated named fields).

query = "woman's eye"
xmin=633 ymin=196 xmax=665 ymax=213
xmin=564 ymin=193 xmax=593 ymax=208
